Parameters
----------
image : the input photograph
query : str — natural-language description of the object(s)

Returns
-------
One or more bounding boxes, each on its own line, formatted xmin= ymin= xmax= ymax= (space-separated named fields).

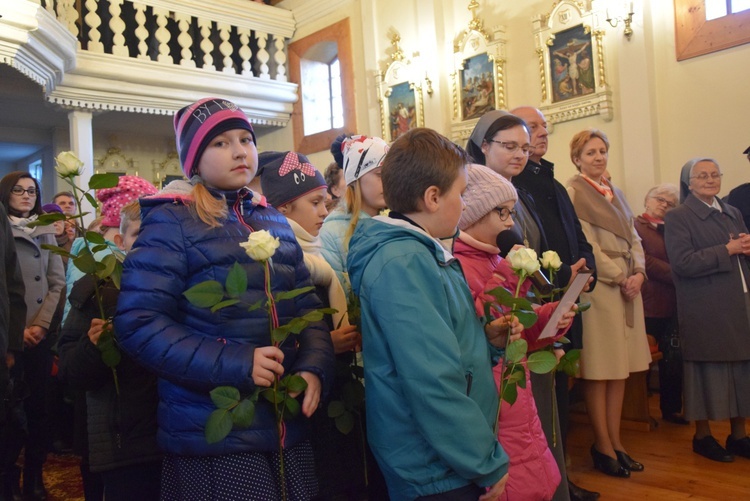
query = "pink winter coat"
xmin=454 ymin=235 xmax=565 ymax=501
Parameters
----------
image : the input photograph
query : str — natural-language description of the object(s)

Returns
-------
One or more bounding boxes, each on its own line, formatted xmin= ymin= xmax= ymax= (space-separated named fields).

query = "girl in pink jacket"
xmin=454 ymin=163 xmax=576 ymax=500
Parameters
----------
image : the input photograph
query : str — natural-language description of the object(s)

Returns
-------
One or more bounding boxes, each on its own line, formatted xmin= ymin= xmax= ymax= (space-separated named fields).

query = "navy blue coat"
xmin=114 ymin=185 xmax=334 ymax=456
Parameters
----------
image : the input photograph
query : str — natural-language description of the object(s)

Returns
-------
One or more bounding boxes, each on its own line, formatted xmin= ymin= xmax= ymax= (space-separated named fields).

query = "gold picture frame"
xmin=532 ymin=0 xmax=613 ymax=128
xmin=450 ymin=2 xmax=507 ymax=144
xmin=377 ymin=34 xmax=424 ymax=143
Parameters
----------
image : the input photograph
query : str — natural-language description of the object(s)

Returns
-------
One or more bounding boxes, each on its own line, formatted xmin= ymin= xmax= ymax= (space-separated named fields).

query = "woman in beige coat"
xmin=566 ymin=130 xmax=651 ymax=480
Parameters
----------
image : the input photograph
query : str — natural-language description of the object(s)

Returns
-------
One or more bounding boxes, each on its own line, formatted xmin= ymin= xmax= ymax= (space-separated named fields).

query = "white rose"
xmin=240 ymin=230 xmax=280 ymax=262
xmin=541 ymin=250 xmax=562 ymax=271
xmin=55 ymin=151 xmax=84 ymax=177
xmin=507 ymin=247 xmax=540 ymax=276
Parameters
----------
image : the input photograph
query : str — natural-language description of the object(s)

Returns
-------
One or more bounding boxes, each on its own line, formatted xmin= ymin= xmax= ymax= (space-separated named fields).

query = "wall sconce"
xmin=606 ymin=3 xmax=635 ymax=41
xmin=424 ymin=73 xmax=434 ymax=97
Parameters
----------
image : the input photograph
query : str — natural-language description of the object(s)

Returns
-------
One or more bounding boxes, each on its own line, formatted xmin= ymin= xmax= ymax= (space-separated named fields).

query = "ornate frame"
xmin=151 ymin=151 xmax=184 ymax=188
xmin=532 ymin=0 xmax=612 ymax=128
xmin=377 ymin=35 xmax=424 ymax=143
xmin=95 ymin=147 xmax=137 ymax=177
xmin=450 ymin=2 xmax=507 ymax=143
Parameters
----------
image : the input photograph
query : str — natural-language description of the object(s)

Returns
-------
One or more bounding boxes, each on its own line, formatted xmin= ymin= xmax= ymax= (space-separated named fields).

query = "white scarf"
xmin=288 ymin=219 xmax=349 ymax=329
xmin=9 ymin=215 xmax=39 ymax=235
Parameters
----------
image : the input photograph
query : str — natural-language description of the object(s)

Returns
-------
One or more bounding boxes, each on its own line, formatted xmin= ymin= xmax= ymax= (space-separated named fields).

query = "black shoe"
xmin=568 ymin=478 xmax=600 ymax=501
xmin=692 ymin=435 xmax=734 ymax=462
xmin=615 ymin=450 xmax=644 ymax=472
xmin=726 ymin=435 xmax=750 ymax=459
xmin=662 ymin=413 xmax=690 ymax=425
xmin=590 ymin=445 xmax=630 ymax=478
xmin=21 ymin=467 xmax=46 ymax=501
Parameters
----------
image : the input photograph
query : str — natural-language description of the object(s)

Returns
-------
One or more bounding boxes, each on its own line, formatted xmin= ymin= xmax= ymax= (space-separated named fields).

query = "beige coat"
xmin=567 ymin=176 xmax=651 ymax=380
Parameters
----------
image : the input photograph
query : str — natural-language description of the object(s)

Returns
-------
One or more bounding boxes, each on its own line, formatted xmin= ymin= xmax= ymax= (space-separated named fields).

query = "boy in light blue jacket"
xmin=347 ymin=128 xmax=514 ymax=501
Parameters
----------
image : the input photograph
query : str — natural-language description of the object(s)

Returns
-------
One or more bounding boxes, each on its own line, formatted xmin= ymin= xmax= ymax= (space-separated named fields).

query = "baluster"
xmin=255 ymin=31 xmax=269 ymax=79
xmin=176 ymin=13 xmax=195 ymax=67
xmin=46 ymin=0 xmax=55 ymax=16
xmin=133 ymin=2 xmax=149 ymax=60
xmin=272 ymin=34 xmax=287 ymax=82
xmin=217 ymin=23 xmax=234 ymax=74
xmin=198 ymin=18 xmax=215 ymax=71
xmin=109 ymin=0 xmax=128 ymax=56
xmin=237 ymin=27 xmax=253 ymax=76
xmin=84 ymin=0 xmax=104 ymax=53
xmin=57 ymin=0 xmax=80 ymax=46
xmin=152 ymin=7 xmax=172 ymax=64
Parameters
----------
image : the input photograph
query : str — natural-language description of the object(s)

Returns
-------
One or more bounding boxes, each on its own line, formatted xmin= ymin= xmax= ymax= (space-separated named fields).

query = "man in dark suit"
xmin=723 ymin=145 xmax=750 ymax=230
xmin=512 ymin=106 xmax=598 ymax=501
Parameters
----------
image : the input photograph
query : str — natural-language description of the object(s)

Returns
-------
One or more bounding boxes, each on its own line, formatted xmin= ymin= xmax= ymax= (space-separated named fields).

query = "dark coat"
xmin=724 ymin=183 xmax=750 ymax=231
xmin=634 ymin=216 xmax=676 ymax=318
xmin=58 ymin=275 xmax=161 ymax=473
xmin=114 ymin=184 xmax=334 ymax=457
xmin=0 ymin=206 xmax=26 ymax=357
xmin=664 ymin=194 xmax=750 ymax=361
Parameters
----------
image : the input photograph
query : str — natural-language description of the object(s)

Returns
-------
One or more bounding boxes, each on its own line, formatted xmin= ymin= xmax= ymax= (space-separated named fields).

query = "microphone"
xmin=496 ymin=230 xmax=553 ymax=296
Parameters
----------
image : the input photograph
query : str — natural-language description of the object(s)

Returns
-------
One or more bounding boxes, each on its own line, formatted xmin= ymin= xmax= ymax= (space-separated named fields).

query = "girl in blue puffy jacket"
xmin=114 ymin=97 xmax=334 ymax=501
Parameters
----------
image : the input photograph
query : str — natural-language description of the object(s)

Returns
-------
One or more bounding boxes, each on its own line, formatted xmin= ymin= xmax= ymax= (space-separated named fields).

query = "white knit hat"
xmin=459 ymin=163 xmax=518 ymax=230
xmin=342 ymin=135 xmax=390 ymax=186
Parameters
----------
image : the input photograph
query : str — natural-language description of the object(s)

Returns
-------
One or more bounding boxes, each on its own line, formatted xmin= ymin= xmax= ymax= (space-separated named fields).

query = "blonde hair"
xmin=119 ymin=200 xmax=142 ymax=234
xmin=191 ymin=182 xmax=228 ymax=228
xmin=343 ymin=182 xmax=364 ymax=248
xmin=87 ymin=216 xmax=106 ymax=235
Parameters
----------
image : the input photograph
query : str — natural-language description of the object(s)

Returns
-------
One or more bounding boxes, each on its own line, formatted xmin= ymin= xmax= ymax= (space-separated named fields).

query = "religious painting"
xmin=387 ymin=82 xmax=417 ymax=141
xmin=548 ymin=24 xmax=595 ymax=103
xmin=459 ymin=52 xmax=496 ymax=121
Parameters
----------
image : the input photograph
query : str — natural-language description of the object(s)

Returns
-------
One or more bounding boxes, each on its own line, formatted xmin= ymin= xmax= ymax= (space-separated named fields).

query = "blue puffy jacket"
xmin=114 ymin=182 xmax=334 ymax=457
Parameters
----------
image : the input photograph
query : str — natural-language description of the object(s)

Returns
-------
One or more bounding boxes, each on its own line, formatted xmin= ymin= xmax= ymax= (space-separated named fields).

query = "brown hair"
xmin=119 ymin=199 xmax=143 ymax=234
xmin=569 ymin=129 xmax=610 ymax=171
xmin=0 ymin=171 xmax=43 ymax=217
xmin=382 ymin=128 xmax=470 ymax=214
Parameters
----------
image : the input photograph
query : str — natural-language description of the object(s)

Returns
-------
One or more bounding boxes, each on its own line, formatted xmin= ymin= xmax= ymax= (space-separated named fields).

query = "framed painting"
xmin=450 ymin=19 xmax=506 ymax=144
xmin=532 ymin=1 xmax=613 ymax=127
xmin=377 ymin=41 xmax=424 ymax=143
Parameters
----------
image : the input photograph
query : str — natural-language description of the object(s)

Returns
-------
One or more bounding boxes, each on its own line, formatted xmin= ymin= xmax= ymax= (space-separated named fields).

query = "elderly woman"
xmin=634 ymin=184 xmax=686 ymax=425
xmin=664 ymin=158 xmax=750 ymax=463
xmin=566 ymin=129 xmax=651 ymax=478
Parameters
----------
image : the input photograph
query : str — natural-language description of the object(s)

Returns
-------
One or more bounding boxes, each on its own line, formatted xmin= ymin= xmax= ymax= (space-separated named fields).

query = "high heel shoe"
xmin=590 ymin=445 xmax=630 ymax=478
xmin=615 ymin=450 xmax=644 ymax=472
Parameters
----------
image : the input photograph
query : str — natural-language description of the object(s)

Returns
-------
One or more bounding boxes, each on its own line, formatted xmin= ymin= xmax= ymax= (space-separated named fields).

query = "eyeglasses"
xmin=488 ymin=140 xmax=532 ymax=155
xmin=689 ymin=173 xmax=722 ymax=181
xmin=651 ymin=196 xmax=676 ymax=209
xmin=494 ymin=207 xmax=517 ymax=221
xmin=11 ymin=186 xmax=37 ymax=196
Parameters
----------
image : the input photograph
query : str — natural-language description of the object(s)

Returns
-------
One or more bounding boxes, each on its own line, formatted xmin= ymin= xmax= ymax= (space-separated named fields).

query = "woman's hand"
xmin=290 ymin=371 xmax=321 ymax=418
xmin=727 ymin=233 xmax=750 ymax=256
xmin=23 ymin=326 xmax=47 ymax=348
xmin=330 ymin=325 xmax=361 ymax=354
xmin=620 ymin=273 xmax=644 ymax=301
xmin=485 ymin=314 xmax=523 ymax=348
xmin=251 ymin=346 xmax=285 ymax=387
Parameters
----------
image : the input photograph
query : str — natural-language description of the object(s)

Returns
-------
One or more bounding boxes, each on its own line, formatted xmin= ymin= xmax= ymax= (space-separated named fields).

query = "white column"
xmin=68 ymin=110 xmax=95 ymax=226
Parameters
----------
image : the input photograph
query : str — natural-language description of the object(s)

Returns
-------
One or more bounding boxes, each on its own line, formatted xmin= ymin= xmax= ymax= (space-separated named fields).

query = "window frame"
xmin=289 ymin=18 xmax=356 ymax=154
xmin=674 ymin=0 xmax=750 ymax=61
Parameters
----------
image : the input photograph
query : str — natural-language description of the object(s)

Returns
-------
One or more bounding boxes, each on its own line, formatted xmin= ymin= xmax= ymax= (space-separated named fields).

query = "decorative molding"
xmin=283 ymin=0 xmax=352 ymax=29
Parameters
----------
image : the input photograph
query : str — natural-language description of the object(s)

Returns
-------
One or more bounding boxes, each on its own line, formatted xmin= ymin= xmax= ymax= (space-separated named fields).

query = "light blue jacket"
xmin=347 ymin=216 xmax=509 ymax=500
xmin=319 ymin=208 xmax=372 ymax=298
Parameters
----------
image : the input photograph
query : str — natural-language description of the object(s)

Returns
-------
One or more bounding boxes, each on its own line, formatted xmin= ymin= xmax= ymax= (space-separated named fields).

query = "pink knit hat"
xmin=459 ymin=163 xmax=518 ymax=230
xmin=97 ymin=176 xmax=158 ymax=228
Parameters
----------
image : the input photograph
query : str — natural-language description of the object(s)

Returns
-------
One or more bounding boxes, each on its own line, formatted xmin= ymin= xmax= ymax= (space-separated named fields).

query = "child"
xmin=114 ymin=97 xmax=334 ymax=500
xmin=453 ymin=164 xmax=577 ymax=501
xmin=320 ymin=135 xmax=389 ymax=297
xmin=260 ymin=150 xmax=375 ymax=499
xmin=61 ymin=176 xmax=158 ymax=324
xmin=347 ymin=128 xmax=511 ymax=501
xmin=58 ymin=196 xmax=162 ymax=501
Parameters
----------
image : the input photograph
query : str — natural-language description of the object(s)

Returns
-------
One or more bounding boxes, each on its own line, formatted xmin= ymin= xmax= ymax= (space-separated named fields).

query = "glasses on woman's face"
xmin=689 ymin=172 xmax=722 ymax=182
xmin=494 ymin=207 xmax=517 ymax=221
xmin=488 ymin=140 xmax=532 ymax=156
xmin=651 ymin=196 xmax=676 ymax=209
xmin=11 ymin=186 xmax=37 ymax=197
